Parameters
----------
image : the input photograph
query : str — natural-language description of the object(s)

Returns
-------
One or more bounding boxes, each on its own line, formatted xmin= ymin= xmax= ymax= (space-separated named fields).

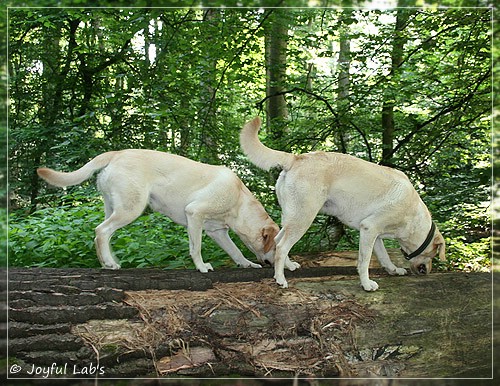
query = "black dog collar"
xmin=401 ymin=221 xmax=436 ymax=261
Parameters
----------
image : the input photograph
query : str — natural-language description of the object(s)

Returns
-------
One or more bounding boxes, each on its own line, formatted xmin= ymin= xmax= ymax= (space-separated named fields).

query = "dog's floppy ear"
xmin=438 ymin=242 xmax=446 ymax=261
xmin=262 ymin=225 xmax=278 ymax=253
xmin=434 ymin=232 xmax=446 ymax=261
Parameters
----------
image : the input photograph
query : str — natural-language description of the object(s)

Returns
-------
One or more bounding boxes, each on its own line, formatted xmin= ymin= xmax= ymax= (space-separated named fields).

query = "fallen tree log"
xmin=3 ymin=263 xmax=495 ymax=382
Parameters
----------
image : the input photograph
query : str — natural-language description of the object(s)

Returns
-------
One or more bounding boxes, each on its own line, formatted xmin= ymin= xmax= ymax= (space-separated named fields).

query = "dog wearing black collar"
xmin=241 ymin=117 xmax=446 ymax=291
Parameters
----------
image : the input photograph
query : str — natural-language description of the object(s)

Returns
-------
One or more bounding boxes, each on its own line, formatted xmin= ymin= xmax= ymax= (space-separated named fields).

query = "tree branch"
xmin=387 ymin=68 xmax=491 ymax=160
xmin=77 ymin=38 xmax=131 ymax=117
xmin=256 ymin=87 xmax=374 ymax=162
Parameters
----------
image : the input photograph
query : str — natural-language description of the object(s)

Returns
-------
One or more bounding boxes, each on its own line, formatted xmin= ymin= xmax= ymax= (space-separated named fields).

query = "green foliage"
xmin=9 ymin=201 xmax=101 ymax=268
xmin=7 ymin=7 xmax=491 ymax=271
xmin=8 ymin=192 xmax=236 ymax=269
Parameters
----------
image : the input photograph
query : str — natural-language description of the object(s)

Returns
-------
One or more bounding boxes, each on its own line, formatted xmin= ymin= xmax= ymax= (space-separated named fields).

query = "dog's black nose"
xmin=418 ymin=264 xmax=427 ymax=274
xmin=263 ymin=259 xmax=272 ymax=266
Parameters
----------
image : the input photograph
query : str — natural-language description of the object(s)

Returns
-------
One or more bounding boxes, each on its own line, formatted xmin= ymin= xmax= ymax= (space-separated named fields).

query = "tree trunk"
xmin=336 ymin=9 xmax=352 ymax=154
xmin=265 ymin=10 xmax=289 ymax=139
xmin=381 ymin=6 xmax=412 ymax=166
xmin=29 ymin=19 xmax=79 ymax=211
xmin=198 ymin=9 xmax=219 ymax=164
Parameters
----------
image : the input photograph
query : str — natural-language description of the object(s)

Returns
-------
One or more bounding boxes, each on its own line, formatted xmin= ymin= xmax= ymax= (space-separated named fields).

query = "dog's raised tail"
xmin=37 ymin=151 xmax=118 ymax=187
xmin=240 ymin=117 xmax=295 ymax=171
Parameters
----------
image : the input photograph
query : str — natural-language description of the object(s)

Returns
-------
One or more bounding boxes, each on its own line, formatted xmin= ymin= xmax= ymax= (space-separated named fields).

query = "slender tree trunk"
xmin=29 ymin=19 xmax=79 ymax=211
xmin=304 ymin=16 xmax=316 ymax=91
xmin=198 ymin=9 xmax=219 ymax=163
xmin=336 ymin=9 xmax=352 ymax=154
xmin=381 ymin=5 xmax=412 ymax=166
xmin=265 ymin=10 xmax=289 ymax=139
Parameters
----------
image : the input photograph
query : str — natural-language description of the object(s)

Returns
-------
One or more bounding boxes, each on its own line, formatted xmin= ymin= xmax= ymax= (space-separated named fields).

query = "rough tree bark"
xmin=198 ymin=9 xmax=220 ymax=164
xmin=336 ymin=9 xmax=352 ymax=155
xmin=265 ymin=10 xmax=289 ymax=139
xmin=3 ymin=256 xmax=494 ymax=380
xmin=381 ymin=5 xmax=413 ymax=166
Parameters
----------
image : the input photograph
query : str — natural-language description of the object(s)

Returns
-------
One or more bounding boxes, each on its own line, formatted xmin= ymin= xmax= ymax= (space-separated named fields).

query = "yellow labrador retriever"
xmin=240 ymin=117 xmax=445 ymax=291
xmin=38 ymin=149 xmax=279 ymax=272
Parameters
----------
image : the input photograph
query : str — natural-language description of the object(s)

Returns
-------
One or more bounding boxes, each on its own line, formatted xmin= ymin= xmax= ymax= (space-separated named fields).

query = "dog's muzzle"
xmin=409 ymin=261 xmax=431 ymax=275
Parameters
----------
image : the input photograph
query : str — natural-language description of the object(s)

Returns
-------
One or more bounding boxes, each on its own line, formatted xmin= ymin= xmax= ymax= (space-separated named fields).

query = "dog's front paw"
xmin=197 ymin=263 xmax=214 ymax=273
xmin=361 ymin=279 xmax=379 ymax=292
xmin=386 ymin=266 xmax=407 ymax=276
xmin=394 ymin=267 xmax=407 ymax=276
xmin=240 ymin=261 xmax=262 ymax=269
xmin=285 ymin=259 xmax=301 ymax=271
xmin=274 ymin=274 xmax=288 ymax=288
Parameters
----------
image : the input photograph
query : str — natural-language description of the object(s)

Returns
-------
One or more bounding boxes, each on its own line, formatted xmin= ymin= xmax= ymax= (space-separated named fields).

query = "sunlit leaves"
xmin=8 ymin=7 xmax=491 ymax=270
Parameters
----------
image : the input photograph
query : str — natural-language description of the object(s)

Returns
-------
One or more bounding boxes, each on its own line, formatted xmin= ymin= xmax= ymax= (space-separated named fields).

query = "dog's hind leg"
xmin=102 ymin=191 xmax=113 ymax=220
xmin=274 ymin=210 xmax=317 ymax=288
xmin=95 ymin=195 xmax=146 ymax=269
xmin=274 ymin=228 xmax=301 ymax=272
xmin=206 ymin=227 xmax=261 ymax=268
xmin=273 ymin=182 xmax=326 ymax=287
xmin=373 ymin=237 xmax=407 ymax=276
xmin=273 ymin=225 xmax=310 ymax=288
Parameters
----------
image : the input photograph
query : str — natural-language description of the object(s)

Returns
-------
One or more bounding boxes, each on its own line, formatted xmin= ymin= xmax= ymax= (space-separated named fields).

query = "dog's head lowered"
xmin=258 ymin=224 xmax=279 ymax=265
xmin=409 ymin=229 xmax=446 ymax=275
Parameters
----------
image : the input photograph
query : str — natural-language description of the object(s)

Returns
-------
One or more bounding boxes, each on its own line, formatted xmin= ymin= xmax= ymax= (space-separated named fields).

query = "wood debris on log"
xmin=5 ymin=266 xmax=493 ymax=380
xmin=100 ymin=280 xmax=374 ymax=377
xmin=6 ymin=267 xmax=376 ymax=378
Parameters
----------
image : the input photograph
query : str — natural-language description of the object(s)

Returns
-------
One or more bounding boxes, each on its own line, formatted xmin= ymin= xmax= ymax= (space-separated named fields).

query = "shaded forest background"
xmin=4 ymin=1 xmax=493 ymax=271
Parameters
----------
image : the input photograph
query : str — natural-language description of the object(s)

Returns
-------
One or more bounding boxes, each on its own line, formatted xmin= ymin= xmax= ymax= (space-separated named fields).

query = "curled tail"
xmin=37 ymin=151 xmax=119 ymax=187
xmin=240 ymin=117 xmax=295 ymax=171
